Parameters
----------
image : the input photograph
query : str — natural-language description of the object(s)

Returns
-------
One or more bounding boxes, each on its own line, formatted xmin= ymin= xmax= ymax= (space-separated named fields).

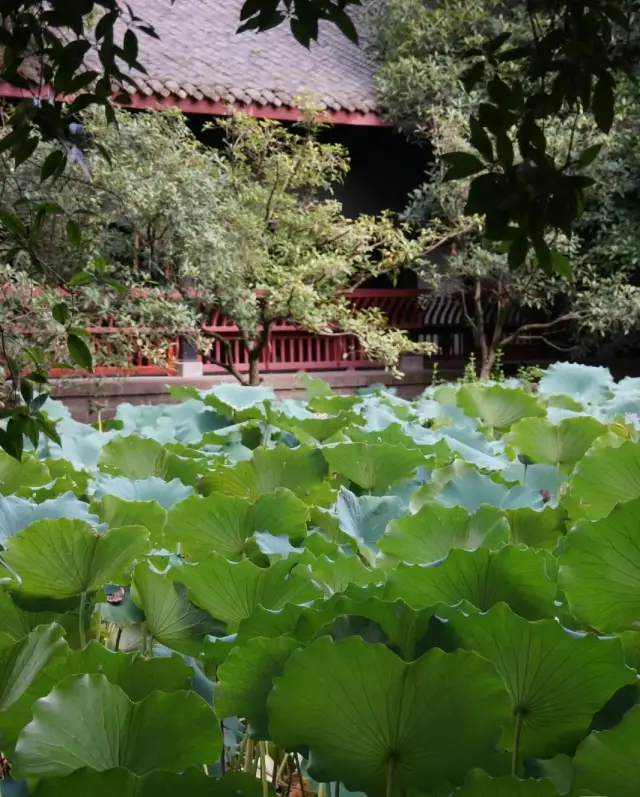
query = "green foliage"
xmin=372 ymin=0 xmax=640 ymax=377
xmin=0 ymin=105 xmax=437 ymax=448
xmin=372 ymin=0 xmax=640 ymax=267
xmin=0 ymin=0 xmax=372 ymax=458
xmin=1 ymin=364 xmax=640 ymax=794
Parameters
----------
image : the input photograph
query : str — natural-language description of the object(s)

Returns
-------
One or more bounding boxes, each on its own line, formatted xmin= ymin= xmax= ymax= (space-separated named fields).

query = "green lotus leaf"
xmin=200 ymin=445 xmax=327 ymax=501
xmin=0 ymin=453 xmax=50 ymax=496
xmin=0 ymin=589 xmax=62 ymax=641
xmin=335 ymin=487 xmax=407 ymax=552
xmin=175 ymin=554 xmax=321 ymax=629
xmin=97 ymin=495 xmax=166 ymax=540
xmin=234 ymin=603 xmax=311 ymax=644
xmin=447 ymin=603 xmax=635 ymax=762
xmin=306 ymin=554 xmax=381 ymax=594
xmin=215 ymin=636 xmax=300 ymax=738
xmin=322 ymin=442 xmax=424 ymax=491
xmin=235 ymin=591 xmax=443 ymax=661
xmin=572 ymin=704 xmax=640 ymax=797
xmin=379 ymin=504 xmax=509 ymax=565
xmin=317 ymin=593 xmax=472 ymax=660
xmin=32 ymin=767 xmax=265 ymax=797
xmin=310 ymin=396 xmax=361 ymax=418
xmin=2 ymin=519 xmax=149 ymax=598
xmin=92 ymin=475 xmax=194 ymax=509
xmin=42 ymin=641 xmax=192 ymax=700
xmin=385 ymin=546 xmax=556 ymax=620
xmin=453 ymin=770 xmax=560 ymax=795
xmin=165 ymin=493 xmax=252 ymax=559
xmin=250 ymin=488 xmax=310 ymax=538
xmin=558 ymin=496 xmax=640 ymax=632
xmin=0 ymin=494 xmax=100 ymax=544
xmin=0 ymin=624 xmax=66 ymax=713
xmin=619 ymin=630 xmax=640 ymax=669
xmin=526 ymin=755 xmax=574 ymax=795
xmin=268 ymin=636 xmax=511 ymax=794
xmin=98 ymin=436 xmax=201 ymax=485
xmin=457 ymin=384 xmax=545 ymax=430
xmin=566 ymin=439 xmax=640 ymax=520
xmin=276 ymin=410 xmax=358 ymax=443
xmin=0 ymin=640 xmax=193 ymax=748
xmin=13 ymin=673 xmax=221 ymax=777
xmin=509 ymin=416 xmax=605 ymax=468
xmin=505 ymin=507 xmax=566 ymax=551
xmin=538 ymin=363 xmax=614 ymax=404
xmin=131 ymin=562 xmax=221 ymax=655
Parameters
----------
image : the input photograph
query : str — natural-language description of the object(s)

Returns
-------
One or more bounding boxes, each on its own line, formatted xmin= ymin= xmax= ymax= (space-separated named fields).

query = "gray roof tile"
xmin=123 ymin=0 xmax=377 ymax=113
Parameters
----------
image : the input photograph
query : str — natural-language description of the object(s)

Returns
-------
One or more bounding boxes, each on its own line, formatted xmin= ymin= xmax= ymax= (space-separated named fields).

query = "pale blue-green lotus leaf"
xmin=199 ymin=384 xmax=276 ymax=419
xmin=276 ymin=398 xmax=312 ymax=417
xmin=335 ymin=487 xmax=407 ymax=552
xmin=37 ymin=419 xmax=117 ymax=470
xmin=38 ymin=398 xmax=72 ymax=421
xmin=615 ymin=376 xmax=640 ymax=392
xmin=91 ymin=475 xmax=194 ymax=509
xmin=502 ymin=463 xmax=566 ymax=505
xmin=254 ymin=532 xmax=303 ymax=560
xmin=0 ymin=493 xmax=100 ymax=543
xmin=413 ymin=397 xmax=477 ymax=429
xmin=404 ymin=423 xmax=509 ymax=471
xmin=434 ymin=470 xmax=544 ymax=512
xmin=538 ymin=363 xmax=614 ymax=403
xmin=359 ymin=402 xmax=404 ymax=431
xmin=115 ymin=401 xmax=228 ymax=444
xmin=597 ymin=394 xmax=640 ymax=421
xmin=544 ymin=407 xmax=588 ymax=424
xmin=434 ymin=426 xmax=508 ymax=471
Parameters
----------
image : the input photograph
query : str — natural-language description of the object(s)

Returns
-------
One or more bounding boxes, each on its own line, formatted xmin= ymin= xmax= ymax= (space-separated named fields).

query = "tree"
xmin=372 ymin=0 xmax=640 ymax=379
xmin=0 ymin=0 xmax=638 ymax=261
xmin=1 ymin=107 xmax=444 ymax=387
xmin=0 ymin=0 xmax=363 ymax=455
xmin=0 ymin=0 xmax=637 ymax=454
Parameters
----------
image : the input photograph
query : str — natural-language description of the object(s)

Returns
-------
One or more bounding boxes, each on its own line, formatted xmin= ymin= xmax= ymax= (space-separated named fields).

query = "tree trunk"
xmin=479 ymin=348 xmax=497 ymax=381
xmin=248 ymin=354 xmax=260 ymax=386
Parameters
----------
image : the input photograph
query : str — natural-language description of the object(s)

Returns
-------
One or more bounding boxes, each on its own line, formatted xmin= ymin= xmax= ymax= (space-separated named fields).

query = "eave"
xmin=0 ymin=81 xmax=389 ymax=127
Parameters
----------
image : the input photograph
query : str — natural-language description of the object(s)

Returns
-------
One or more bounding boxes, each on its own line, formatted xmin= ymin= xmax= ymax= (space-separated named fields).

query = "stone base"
xmin=176 ymin=359 xmax=204 ymax=378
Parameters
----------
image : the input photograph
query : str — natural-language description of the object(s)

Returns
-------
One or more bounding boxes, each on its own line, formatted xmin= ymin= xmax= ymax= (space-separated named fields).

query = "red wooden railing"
xmin=199 ymin=289 xmax=429 ymax=375
xmin=4 ymin=288 xmax=544 ymax=378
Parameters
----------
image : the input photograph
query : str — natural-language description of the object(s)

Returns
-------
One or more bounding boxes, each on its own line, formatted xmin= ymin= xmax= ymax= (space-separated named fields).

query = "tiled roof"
xmin=123 ymin=0 xmax=378 ymax=114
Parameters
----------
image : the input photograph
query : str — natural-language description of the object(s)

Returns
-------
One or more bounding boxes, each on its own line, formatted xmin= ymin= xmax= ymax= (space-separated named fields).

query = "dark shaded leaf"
xmin=52 ymin=302 xmax=69 ymax=326
xmin=40 ymin=150 xmax=66 ymax=182
xmin=67 ymin=333 xmax=93 ymax=371
xmin=442 ymin=152 xmax=486 ymax=181
xmin=593 ymin=78 xmax=615 ymax=133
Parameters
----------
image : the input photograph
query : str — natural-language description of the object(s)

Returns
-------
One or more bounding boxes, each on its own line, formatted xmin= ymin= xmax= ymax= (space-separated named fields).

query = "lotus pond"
xmin=1 ymin=363 xmax=640 ymax=796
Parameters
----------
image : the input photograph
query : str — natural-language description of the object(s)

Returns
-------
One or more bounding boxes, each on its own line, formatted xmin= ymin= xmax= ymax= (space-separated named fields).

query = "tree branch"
xmin=499 ymin=312 xmax=581 ymax=347
xmin=518 ymin=334 xmax=576 ymax=352
xmin=200 ymin=329 xmax=248 ymax=385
